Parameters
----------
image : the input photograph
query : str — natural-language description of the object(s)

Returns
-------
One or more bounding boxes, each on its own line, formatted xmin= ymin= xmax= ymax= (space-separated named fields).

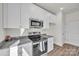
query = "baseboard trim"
xmin=54 ymin=42 xmax=64 ymax=47
xmin=65 ymin=41 xmax=79 ymax=47
xmin=54 ymin=41 xmax=79 ymax=47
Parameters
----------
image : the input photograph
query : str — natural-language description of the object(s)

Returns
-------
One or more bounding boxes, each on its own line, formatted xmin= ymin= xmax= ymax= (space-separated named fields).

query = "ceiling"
xmin=36 ymin=3 xmax=79 ymax=15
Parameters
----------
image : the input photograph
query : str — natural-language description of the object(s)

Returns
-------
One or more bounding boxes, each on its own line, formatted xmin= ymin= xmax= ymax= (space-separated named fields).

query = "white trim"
xmin=65 ymin=41 xmax=79 ymax=47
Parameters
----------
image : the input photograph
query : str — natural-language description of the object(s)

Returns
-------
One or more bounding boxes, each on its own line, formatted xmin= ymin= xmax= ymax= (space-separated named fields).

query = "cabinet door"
xmin=3 ymin=3 xmax=8 ymax=28
xmin=0 ymin=3 xmax=2 ymax=28
xmin=48 ymin=13 xmax=56 ymax=24
xmin=47 ymin=37 xmax=53 ymax=53
xmin=29 ymin=4 xmax=45 ymax=21
xmin=0 ymin=48 xmax=9 ymax=56
xmin=22 ymin=48 xmax=29 ymax=56
xmin=7 ymin=4 xmax=20 ymax=28
xmin=10 ymin=40 xmax=20 ymax=56
xmin=20 ymin=42 xmax=32 ymax=56
xmin=21 ymin=4 xmax=30 ymax=28
xmin=43 ymin=16 xmax=49 ymax=29
xmin=10 ymin=46 xmax=18 ymax=56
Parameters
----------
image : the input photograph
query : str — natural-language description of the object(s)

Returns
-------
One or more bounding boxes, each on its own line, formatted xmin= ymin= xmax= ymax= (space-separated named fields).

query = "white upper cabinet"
xmin=2 ymin=3 xmax=56 ymax=29
xmin=30 ymin=4 xmax=56 ymax=29
xmin=0 ymin=4 xmax=2 ymax=28
xmin=43 ymin=12 xmax=56 ymax=29
xmin=3 ymin=4 xmax=8 ymax=28
xmin=30 ymin=4 xmax=50 ymax=29
xmin=21 ymin=4 xmax=31 ymax=29
xmin=21 ymin=4 xmax=45 ymax=29
xmin=8 ymin=4 xmax=20 ymax=28
xmin=48 ymin=13 xmax=56 ymax=23
xmin=3 ymin=4 xmax=20 ymax=28
xmin=43 ymin=16 xmax=49 ymax=29
xmin=29 ymin=4 xmax=45 ymax=20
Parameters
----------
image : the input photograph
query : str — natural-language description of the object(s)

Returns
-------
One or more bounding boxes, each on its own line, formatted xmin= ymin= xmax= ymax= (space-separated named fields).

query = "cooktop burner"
xmin=28 ymin=35 xmax=41 ymax=42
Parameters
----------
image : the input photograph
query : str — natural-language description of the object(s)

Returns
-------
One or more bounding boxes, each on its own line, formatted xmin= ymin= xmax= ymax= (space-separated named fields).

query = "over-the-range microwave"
xmin=29 ymin=18 xmax=43 ymax=28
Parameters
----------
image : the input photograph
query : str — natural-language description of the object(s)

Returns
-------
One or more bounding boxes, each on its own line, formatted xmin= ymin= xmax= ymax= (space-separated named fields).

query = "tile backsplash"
xmin=0 ymin=29 xmax=5 ymax=43
xmin=4 ymin=28 xmax=20 ymax=37
xmin=3 ymin=27 xmax=55 ymax=37
xmin=4 ymin=28 xmax=48 ymax=36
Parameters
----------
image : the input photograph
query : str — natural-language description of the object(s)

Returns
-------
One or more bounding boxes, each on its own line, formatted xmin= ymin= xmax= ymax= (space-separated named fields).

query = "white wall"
xmin=55 ymin=11 xmax=64 ymax=46
xmin=65 ymin=11 xmax=79 ymax=46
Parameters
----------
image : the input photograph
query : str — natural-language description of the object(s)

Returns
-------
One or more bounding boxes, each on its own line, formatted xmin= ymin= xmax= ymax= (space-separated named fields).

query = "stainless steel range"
xmin=28 ymin=32 xmax=41 ymax=42
xmin=28 ymin=32 xmax=48 ymax=56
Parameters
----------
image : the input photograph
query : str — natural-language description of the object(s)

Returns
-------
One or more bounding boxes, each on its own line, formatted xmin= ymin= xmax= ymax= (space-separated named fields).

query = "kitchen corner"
xmin=0 ymin=3 xmax=55 ymax=56
xmin=1 ymin=3 xmax=79 ymax=56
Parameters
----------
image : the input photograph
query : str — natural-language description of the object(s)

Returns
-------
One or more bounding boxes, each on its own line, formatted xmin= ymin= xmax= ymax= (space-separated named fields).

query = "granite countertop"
xmin=0 ymin=39 xmax=18 ymax=49
xmin=18 ymin=37 xmax=32 ymax=45
xmin=32 ymin=34 xmax=54 ymax=43
xmin=0 ymin=36 xmax=32 ymax=49
xmin=0 ymin=35 xmax=53 ymax=49
xmin=41 ymin=34 xmax=54 ymax=38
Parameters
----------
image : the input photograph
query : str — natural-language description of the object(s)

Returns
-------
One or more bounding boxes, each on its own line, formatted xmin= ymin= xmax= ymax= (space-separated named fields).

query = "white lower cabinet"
xmin=0 ymin=48 xmax=9 ymax=56
xmin=10 ymin=46 xmax=18 ymax=56
xmin=19 ymin=42 xmax=32 ymax=56
xmin=10 ymin=40 xmax=20 ymax=56
xmin=22 ymin=47 xmax=30 ymax=56
xmin=0 ymin=40 xmax=20 ymax=56
xmin=47 ymin=37 xmax=53 ymax=53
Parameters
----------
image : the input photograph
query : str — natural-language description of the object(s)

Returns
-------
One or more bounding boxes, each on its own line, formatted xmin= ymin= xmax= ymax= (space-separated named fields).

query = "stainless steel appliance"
xmin=28 ymin=32 xmax=47 ymax=56
xmin=29 ymin=18 xmax=43 ymax=28
xmin=28 ymin=32 xmax=41 ymax=43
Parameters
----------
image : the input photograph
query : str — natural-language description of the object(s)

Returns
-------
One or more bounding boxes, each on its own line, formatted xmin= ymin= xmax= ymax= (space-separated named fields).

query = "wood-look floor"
xmin=48 ymin=44 xmax=79 ymax=56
